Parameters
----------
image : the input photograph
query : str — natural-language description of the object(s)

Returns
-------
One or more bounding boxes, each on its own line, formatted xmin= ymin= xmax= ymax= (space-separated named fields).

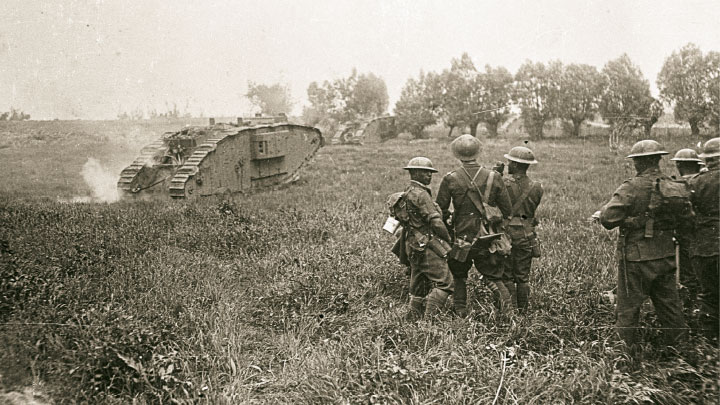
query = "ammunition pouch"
xmin=449 ymin=238 xmax=473 ymax=262
xmin=427 ymin=236 xmax=452 ymax=258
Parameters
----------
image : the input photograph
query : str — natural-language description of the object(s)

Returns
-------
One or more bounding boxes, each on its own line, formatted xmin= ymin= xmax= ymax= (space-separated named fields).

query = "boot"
xmin=484 ymin=279 xmax=512 ymax=314
xmin=517 ymin=283 xmax=530 ymax=313
xmin=504 ymin=280 xmax=517 ymax=310
xmin=453 ymin=278 xmax=468 ymax=317
xmin=424 ymin=288 xmax=450 ymax=319
xmin=404 ymin=295 xmax=425 ymax=322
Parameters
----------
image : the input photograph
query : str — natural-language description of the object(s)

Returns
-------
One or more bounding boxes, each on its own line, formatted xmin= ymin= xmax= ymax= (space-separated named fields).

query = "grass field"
xmin=1 ymin=120 xmax=718 ymax=403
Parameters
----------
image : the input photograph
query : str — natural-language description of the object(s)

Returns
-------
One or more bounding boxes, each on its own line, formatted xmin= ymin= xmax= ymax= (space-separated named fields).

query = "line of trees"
xmin=394 ymin=43 xmax=719 ymax=139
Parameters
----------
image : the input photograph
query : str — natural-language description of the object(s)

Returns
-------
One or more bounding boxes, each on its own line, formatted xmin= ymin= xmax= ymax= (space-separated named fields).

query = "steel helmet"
xmin=626 ymin=140 xmax=669 ymax=158
xmin=451 ymin=134 xmax=481 ymax=160
xmin=670 ymin=148 xmax=702 ymax=162
xmin=504 ymin=146 xmax=538 ymax=164
xmin=699 ymin=137 xmax=720 ymax=158
xmin=403 ymin=156 xmax=438 ymax=172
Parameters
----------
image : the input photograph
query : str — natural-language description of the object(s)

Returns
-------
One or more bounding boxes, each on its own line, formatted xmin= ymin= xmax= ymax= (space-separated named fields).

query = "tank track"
xmin=168 ymin=134 xmax=228 ymax=199
xmin=117 ymin=140 xmax=167 ymax=192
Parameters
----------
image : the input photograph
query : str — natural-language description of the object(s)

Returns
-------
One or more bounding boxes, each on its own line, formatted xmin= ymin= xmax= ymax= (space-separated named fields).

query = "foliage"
xmin=0 ymin=108 xmax=31 ymax=121
xmin=394 ymin=71 xmax=437 ymax=138
xmin=422 ymin=54 xmax=513 ymax=138
xmin=558 ymin=64 xmax=605 ymax=137
xmin=306 ymin=69 xmax=389 ymax=125
xmin=657 ymin=43 xmax=718 ymax=135
xmin=476 ymin=65 xmax=514 ymax=137
xmin=600 ymin=54 xmax=661 ymax=139
xmin=514 ymin=60 xmax=562 ymax=140
xmin=706 ymin=51 xmax=720 ymax=134
xmin=245 ymin=81 xmax=294 ymax=115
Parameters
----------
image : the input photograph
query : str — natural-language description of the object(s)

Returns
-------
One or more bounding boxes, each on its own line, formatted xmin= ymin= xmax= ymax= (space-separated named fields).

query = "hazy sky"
xmin=1 ymin=0 xmax=719 ymax=119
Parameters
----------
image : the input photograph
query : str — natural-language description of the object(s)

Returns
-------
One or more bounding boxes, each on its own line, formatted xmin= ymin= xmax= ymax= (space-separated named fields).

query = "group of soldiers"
xmin=390 ymin=134 xmax=719 ymax=351
xmin=390 ymin=134 xmax=543 ymax=320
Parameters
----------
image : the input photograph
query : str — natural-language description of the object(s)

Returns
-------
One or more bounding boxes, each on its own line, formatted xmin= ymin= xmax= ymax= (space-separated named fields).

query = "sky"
xmin=1 ymin=0 xmax=719 ymax=120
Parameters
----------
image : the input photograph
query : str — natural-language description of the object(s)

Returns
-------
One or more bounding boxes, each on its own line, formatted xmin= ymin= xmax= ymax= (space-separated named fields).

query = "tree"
xmin=345 ymin=72 xmax=389 ymax=118
xmin=703 ymin=51 xmax=720 ymax=134
xmin=305 ymin=69 xmax=389 ymax=124
xmin=476 ymin=65 xmax=514 ymax=137
xmin=514 ymin=60 xmax=562 ymax=140
xmin=557 ymin=63 xmax=604 ymax=137
xmin=600 ymin=54 xmax=658 ymax=138
xmin=245 ymin=82 xmax=294 ymax=115
xmin=394 ymin=71 xmax=437 ymax=138
xmin=657 ymin=43 xmax=712 ymax=135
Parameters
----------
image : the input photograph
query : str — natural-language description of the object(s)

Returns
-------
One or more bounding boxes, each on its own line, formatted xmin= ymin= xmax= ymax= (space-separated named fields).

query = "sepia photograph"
xmin=1 ymin=0 xmax=718 ymax=403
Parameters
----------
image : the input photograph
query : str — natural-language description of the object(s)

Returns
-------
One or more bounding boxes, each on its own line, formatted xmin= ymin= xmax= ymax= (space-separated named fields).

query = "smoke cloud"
xmin=81 ymin=158 xmax=120 ymax=203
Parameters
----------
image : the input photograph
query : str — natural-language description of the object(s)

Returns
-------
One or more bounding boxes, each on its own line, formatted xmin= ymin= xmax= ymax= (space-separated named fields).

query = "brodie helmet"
xmin=403 ymin=157 xmax=438 ymax=172
xmin=504 ymin=146 xmax=538 ymax=165
xmin=626 ymin=140 xmax=669 ymax=158
xmin=451 ymin=134 xmax=481 ymax=161
xmin=670 ymin=148 xmax=702 ymax=162
xmin=699 ymin=137 xmax=720 ymax=158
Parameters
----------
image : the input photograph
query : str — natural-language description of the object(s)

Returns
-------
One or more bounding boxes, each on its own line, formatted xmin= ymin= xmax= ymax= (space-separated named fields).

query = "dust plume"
xmin=81 ymin=158 xmax=119 ymax=202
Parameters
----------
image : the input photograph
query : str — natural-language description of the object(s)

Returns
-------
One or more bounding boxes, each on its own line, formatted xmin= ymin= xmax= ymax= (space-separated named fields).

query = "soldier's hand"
xmin=588 ymin=210 xmax=601 ymax=224
xmin=492 ymin=161 xmax=505 ymax=174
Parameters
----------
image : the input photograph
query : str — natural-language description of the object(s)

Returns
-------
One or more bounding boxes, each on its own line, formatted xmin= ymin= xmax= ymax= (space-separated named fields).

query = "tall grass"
xmin=1 ymin=123 xmax=717 ymax=403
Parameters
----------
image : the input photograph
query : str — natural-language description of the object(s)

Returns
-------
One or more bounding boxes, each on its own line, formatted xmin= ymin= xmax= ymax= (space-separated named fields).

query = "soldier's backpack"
xmin=645 ymin=177 xmax=693 ymax=236
xmin=387 ymin=191 xmax=410 ymax=223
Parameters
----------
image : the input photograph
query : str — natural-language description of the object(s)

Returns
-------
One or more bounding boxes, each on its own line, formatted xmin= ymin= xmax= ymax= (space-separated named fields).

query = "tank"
xmin=117 ymin=119 xmax=323 ymax=200
xmin=330 ymin=116 xmax=397 ymax=145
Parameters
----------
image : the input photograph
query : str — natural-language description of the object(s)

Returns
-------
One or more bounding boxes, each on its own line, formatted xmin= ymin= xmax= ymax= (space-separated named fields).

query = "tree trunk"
xmin=470 ymin=122 xmax=478 ymax=137
xmin=573 ymin=120 xmax=583 ymax=137
xmin=485 ymin=122 xmax=499 ymax=138
xmin=689 ymin=119 xmax=700 ymax=136
xmin=447 ymin=125 xmax=455 ymax=137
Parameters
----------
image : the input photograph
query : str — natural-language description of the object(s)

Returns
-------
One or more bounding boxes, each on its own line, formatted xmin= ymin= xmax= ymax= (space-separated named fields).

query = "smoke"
xmin=81 ymin=158 xmax=120 ymax=203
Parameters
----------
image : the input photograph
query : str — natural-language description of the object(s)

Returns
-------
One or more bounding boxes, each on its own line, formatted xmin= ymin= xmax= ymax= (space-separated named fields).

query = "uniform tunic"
xmin=599 ymin=167 xmax=688 ymax=346
xmin=436 ymin=162 xmax=512 ymax=280
xmin=688 ymin=160 xmax=719 ymax=339
xmin=403 ymin=181 xmax=454 ymax=296
xmin=502 ymin=173 xmax=543 ymax=283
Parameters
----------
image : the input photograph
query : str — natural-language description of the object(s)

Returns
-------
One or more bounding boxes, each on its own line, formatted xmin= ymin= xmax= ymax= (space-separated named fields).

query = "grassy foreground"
xmin=1 ymin=122 xmax=718 ymax=403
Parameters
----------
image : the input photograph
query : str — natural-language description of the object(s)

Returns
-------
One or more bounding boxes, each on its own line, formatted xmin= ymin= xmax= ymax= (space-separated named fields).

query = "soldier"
xmin=670 ymin=149 xmax=703 ymax=313
xmin=689 ymin=138 xmax=720 ymax=341
xmin=498 ymin=147 xmax=543 ymax=313
xmin=436 ymin=135 xmax=512 ymax=317
xmin=671 ymin=149 xmax=703 ymax=179
xmin=393 ymin=157 xmax=455 ymax=321
xmin=599 ymin=140 xmax=690 ymax=349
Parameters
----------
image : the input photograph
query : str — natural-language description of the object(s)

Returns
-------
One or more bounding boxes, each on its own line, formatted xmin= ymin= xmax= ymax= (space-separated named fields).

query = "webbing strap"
xmin=511 ymin=182 xmax=535 ymax=216
xmin=459 ymin=167 xmax=487 ymax=214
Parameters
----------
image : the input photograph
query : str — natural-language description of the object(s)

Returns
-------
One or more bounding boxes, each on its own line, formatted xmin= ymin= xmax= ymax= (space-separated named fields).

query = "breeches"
xmin=503 ymin=243 xmax=533 ymax=284
xmin=447 ymin=251 xmax=504 ymax=281
xmin=408 ymin=247 xmax=454 ymax=297
xmin=616 ymin=257 xmax=686 ymax=345
xmin=691 ymin=255 xmax=719 ymax=338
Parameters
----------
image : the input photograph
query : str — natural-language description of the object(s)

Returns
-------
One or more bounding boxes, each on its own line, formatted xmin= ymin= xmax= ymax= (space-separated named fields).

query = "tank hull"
xmin=117 ymin=123 xmax=322 ymax=200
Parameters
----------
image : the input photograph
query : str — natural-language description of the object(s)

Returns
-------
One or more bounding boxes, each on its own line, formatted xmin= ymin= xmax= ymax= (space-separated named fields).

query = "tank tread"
xmin=168 ymin=134 xmax=231 ymax=199
xmin=117 ymin=140 xmax=166 ymax=190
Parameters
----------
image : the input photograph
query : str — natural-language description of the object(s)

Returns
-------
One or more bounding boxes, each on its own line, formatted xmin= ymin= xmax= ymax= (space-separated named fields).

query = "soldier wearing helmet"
xmin=598 ymin=140 xmax=690 ymax=349
xmin=395 ymin=157 xmax=454 ymax=321
xmin=671 ymin=149 xmax=703 ymax=179
xmin=497 ymin=146 xmax=543 ymax=313
xmin=688 ymin=137 xmax=720 ymax=341
xmin=670 ymin=148 xmax=703 ymax=314
xmin=436 ymin=135 xmax=512 ymax=317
